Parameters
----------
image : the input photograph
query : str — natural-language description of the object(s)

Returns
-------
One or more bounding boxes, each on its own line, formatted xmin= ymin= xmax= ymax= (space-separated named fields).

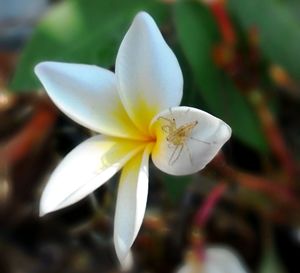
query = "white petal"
xmin=176 ymin=264 xmax=221 ymax=273
xmin=175 ymin=264 xmax=191 ymax=273
xmin=114 ymin=143 xmax=153 ymax=265
xmin=118 ymin=251 xmax=133 ymax=271
xmin=205 ymin=247 xmax=249 ymax=273
xmin=151 ymin=107 xmax=231 ymax=175
xmin=40 ymin=135 xmax=145 ymax=216
xmin=116 ymin=12 xmax=183 ymax=134
xmin=35 ymin=62 xmax=145 ymax=139
xmin=174 ymin=247 xmax=248 ymax=273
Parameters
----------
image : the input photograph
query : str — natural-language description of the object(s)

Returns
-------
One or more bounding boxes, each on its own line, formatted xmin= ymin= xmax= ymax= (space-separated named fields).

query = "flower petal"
xmin=35 ymin=61 xmax=145 ymax=139
xmin=175 ymin=247 xmax=248 ymax=273
xmin=151 ymin=107 xmax=231 ymax=175
xmin=114 ymin=143 xmax=153 ymax=265
xmin=115 ymin=12 xmax=183 ymax=134
xmin=40 ymin=135 xmax=145 ymax=216
xmin=205 ymin=247 xmax=249 ymax=273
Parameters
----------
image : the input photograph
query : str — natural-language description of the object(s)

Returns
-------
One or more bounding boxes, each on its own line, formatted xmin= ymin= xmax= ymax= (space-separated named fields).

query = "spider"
xmin=158 ymin=109 xmax=213 ymax=166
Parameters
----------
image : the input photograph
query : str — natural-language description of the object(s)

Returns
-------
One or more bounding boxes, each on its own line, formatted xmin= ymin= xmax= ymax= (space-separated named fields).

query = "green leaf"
xmin=174 ymin=1 xmax=267 ymax=153
xmin=259 ymin=242 xmax=287 ymax=273
xmin=10 ymin=0 xmax=168 ymax=91
xmin=286 ymin=0 xmax=300 ymax=20
xmin=160 ymin=173 xmax=193 ymax=202
xmin=228 ymin=0 xmax=300 ymax=81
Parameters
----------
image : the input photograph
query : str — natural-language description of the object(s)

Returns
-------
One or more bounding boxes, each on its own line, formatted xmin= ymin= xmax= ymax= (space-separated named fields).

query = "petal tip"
xmin=34 ymin=61 xmax=54 ymax=78
xmin=132 ymin=11 xmax=157 ymax=31
xmin=220 ymin=121 xmax=232 ymax=142
xmin=34 ymin=61 xmax=65 ymax=77
xmin=114 ymin=236 xmax=126 ymax=260
xmin=39 ymin=205 xmax=50 ymax=217
xmin=118 ymin=253 xmax=133 ymax=271
xmin=34 ymin=62 xmax=45 ymax=77
xmin=134 ymin=11 xmax=152 ymax=21
xmin=39 ymin=193 xmax=60 ymax=217
xmin=39 ymin=210 xmax=46 ymax=217
xmin=114 ymin=233 xmax=133 ymax=268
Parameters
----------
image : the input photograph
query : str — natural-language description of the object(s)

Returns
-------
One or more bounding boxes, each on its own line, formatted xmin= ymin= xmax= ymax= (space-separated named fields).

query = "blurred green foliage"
xmin=228 ymin=0 xmax=300 ymax=81
xmin=160 ymin=172 xmax=193 ymax=202
xmin=259 ymin=242 xmax=287 ymax=273
xmin=10 ymin=0 xmax=168 ymax=90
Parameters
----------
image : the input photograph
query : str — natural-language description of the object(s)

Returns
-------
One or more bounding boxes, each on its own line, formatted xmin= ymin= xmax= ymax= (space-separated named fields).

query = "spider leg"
xmin=184 ymin=143 xmax=193 ymax=165
xmin=159 ymin=116 xmax=177 ymax=132
xmin=168 ymin=107 xmax=177 ymax=127
xmin=158 ymin=116 xmax=173 ymax=123
xmin=189 ymin=136 xmax=215 ymax=145
xmin=168 ymin=143 xmax=174 ymax=149
xmin=169 ymin=144 xmax=184 ymax=166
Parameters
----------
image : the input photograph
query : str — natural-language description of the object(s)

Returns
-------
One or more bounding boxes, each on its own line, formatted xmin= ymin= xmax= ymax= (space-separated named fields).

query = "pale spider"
xmin=159 ymin=109 xmax=214 ymax=166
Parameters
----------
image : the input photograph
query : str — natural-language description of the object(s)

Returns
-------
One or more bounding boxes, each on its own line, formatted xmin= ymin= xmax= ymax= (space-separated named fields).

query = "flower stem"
xmin=194 ymin=182 xmax=227 ymax=227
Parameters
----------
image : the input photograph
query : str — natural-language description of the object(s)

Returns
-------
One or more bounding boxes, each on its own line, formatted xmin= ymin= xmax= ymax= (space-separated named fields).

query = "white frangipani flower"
xmin=176 ymin=247 xmax=249 ymax=273
xmin=35 ymin=11 xmax=231 ymax=266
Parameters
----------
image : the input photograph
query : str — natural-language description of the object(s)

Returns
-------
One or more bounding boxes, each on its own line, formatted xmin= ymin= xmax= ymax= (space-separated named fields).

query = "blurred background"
xmin=1 ymin=0 xmax=300 ymax=272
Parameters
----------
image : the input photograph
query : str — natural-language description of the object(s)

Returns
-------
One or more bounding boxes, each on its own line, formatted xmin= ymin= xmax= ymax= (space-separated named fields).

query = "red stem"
xmin=194 ymin=182 xmax=227 ymax=227
xmin=207 ymin=1 xmax=236 ymax=46
xmin=211 ymin=154 xmax=300 ymax=209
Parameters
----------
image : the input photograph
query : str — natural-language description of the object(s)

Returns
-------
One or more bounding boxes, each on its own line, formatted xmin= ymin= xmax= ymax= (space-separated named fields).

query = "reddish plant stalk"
xmin=190 ymin=182 xmax=227 ymax=261
xmin=249 ymin=91 xmax=298 ymax=183
xmin=205 ymin=0 xmax=236 ymax=46
xmin=211 ymin=154 xmax=300 ymax=209
xmin=1 ymin=99 xmax=57 ymax=165
xmin=194 ymin=182 xmax=227 ymax=227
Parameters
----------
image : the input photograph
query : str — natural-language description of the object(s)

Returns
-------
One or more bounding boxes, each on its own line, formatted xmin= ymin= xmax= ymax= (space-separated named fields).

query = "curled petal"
xmin=40 ymin=135 xmax=145 ymax=216
xmin=151 ymin=107 xmax=231 ymax=175
xmin=35 ymin=62 xmax=145 ymax=139
xmin=114 ymin=144 xmax=153 ymax=265
xmin=116 ymin=12 xmax=183 ymax=134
